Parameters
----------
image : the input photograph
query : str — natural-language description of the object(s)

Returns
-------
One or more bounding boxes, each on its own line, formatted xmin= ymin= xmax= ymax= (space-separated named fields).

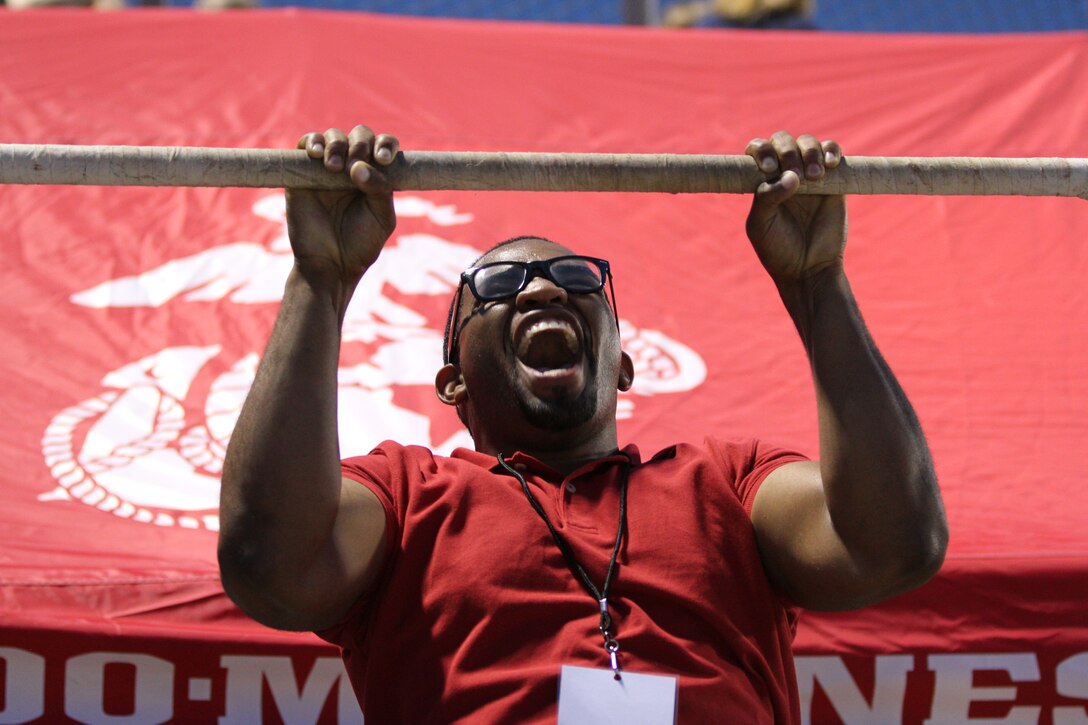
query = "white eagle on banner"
xmin=39 ymin=194 xmax=707 ymax=530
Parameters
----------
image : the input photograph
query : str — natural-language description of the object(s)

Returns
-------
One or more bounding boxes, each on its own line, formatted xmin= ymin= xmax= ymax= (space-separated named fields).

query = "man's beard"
xmin=514 ymin=378 xmax=598 ymax=431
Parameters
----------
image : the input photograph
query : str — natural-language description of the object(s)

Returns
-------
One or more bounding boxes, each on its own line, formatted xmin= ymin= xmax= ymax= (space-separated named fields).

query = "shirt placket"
xmin=508 ymin=458 xmax=568 ymax=529
xmin=563 ymin=464 xmax=624 ymax=534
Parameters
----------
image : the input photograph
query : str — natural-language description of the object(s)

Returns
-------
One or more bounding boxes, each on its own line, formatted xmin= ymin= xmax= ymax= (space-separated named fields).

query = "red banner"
xmin=1 ymin=9 xmax=1086 ymax=722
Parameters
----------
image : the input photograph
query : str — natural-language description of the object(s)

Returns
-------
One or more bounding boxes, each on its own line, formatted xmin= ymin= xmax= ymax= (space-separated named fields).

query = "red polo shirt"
xmin=323 ymin=438 xmax=806 ymax=724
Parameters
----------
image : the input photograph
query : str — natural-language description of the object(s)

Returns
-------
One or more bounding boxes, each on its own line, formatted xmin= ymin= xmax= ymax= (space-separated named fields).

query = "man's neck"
xmin=474 ymin=436 xmax=621 ymax=476
xmin=523 ymin=447 xmax=622 ymax=476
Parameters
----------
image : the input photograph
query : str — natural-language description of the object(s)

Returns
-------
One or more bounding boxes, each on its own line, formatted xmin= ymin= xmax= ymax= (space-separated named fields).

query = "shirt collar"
xmin=450 ymin=444 xmax=643 ymax=477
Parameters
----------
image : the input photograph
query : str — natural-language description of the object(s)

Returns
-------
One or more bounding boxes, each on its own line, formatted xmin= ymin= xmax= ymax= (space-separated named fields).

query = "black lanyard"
xmin=498 ymin=453 xmax=630 ymax=679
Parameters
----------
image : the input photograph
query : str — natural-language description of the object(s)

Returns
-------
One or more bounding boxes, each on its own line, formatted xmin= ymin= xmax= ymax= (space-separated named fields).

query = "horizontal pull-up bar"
xmin=1 ymin=144 xmax=1086 ymax=198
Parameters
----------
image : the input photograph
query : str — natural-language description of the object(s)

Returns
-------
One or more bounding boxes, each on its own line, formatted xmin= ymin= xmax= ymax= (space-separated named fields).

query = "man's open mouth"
xmin=515 ymin=320 xmax=583 ymax=370
xmin=515 ymin=316 xmax=583 ymax=372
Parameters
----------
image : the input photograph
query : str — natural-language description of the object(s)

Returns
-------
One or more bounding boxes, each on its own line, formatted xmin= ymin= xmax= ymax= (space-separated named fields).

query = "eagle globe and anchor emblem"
xmin=39 ymin=194 xmax=707 ymax=530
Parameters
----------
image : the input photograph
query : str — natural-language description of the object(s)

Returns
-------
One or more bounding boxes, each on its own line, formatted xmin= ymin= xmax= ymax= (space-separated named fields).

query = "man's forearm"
xmin=218 ymin=264 xmax=353 ymax=609
xmin=779 ymin=267 xmax=948 ymax=587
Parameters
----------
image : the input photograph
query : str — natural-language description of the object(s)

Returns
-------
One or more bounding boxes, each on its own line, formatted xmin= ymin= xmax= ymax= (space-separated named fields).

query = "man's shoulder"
xmin=700 ymin=435 xmax=809 ymax=460
xmin=341 ymin=440 xmax=496 ymax=480
xmin=636 ymin=437 xmax=809 ymax=492
xmin=639 ymin=436 xmax=795 ymax=462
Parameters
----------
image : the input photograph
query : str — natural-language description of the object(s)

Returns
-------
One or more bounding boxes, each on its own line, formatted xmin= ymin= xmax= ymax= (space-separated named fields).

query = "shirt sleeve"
xmin=314 ymin=442 xmax=406 ymax=645
xmin=705 ymin=436 xmax=810 ymax=516
xmin=341 ymin=445 xmax=398 ymax=528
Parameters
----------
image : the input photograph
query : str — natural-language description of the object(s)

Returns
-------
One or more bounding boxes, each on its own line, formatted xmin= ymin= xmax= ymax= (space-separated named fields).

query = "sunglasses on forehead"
xmin=444 ymin=255 xmax=620 ymax=364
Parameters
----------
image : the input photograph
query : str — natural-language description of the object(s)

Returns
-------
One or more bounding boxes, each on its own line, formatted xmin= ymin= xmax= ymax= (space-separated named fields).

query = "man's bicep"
xmin=337 ymin=477 xmax=391 ymax=587
xmin=301 ymin=477 xmax=390 ymax=631
xmin=750 ymin=461 xmax=870 ymax=611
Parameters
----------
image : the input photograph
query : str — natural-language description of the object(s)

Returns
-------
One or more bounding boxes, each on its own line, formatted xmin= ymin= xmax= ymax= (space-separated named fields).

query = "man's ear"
xmin=618 ymin=351 xmax=634 ymax=392
xmin=435 ymin=363 xmax=467 ymax=406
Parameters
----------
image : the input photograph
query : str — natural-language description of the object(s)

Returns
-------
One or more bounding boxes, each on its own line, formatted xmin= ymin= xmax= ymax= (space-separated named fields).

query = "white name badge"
xmin=557 ymin=665 xmax=678 ymax=725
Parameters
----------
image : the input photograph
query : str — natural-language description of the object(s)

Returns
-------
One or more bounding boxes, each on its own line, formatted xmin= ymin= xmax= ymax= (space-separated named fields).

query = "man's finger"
xmin=297 ymin=132 xmax=324 ymax=157
xmin=323 ymin=127 xmax=349 ymax=172
xmin=821 ymin=139 xmax=843 ymax=168
xmin=758 ymin=169 xmax=801 ymax=205
xmin=349 ymin=160 xmax=393 ymax=195
xmin=746 ymin=170 xmax=800 ymax=243
xmin=347 ymin=125 xmax=376 ymax=166
xmin=374 ymin=134 xmax=400 ymax=166
xmin=350 ymin=161 xmax=397 ymax=234
xmin=796 ymin=134 xmax=824 ymax=180
xmin=770 ymin=131 xmax=803 ymax=178
xmin=745 ymin=137 xmax=779 ymax=173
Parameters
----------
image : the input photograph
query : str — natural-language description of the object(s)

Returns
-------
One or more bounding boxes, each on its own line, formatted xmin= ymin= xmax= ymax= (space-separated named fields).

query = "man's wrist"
xmin=287 ymin=260 xmax=361 ymax=319
xmin=775 ymin=261 xmax=846 ymax=303
xmin=773 ymin=262 xmax=854 ymax=343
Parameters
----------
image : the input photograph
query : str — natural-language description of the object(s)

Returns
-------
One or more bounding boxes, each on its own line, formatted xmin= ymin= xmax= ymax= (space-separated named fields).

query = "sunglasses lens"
xmin=550 ymin=258 xmax=604 ymax=292
xmin=469 ymin=257 xmax=606 ymax=300
xmin=473 ymin=263 xmax=528 ymax=299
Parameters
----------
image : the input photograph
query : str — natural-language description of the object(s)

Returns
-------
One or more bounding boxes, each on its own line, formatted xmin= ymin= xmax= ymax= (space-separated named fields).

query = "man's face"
xmin=449 ymin=238 xmax=627 ymax=444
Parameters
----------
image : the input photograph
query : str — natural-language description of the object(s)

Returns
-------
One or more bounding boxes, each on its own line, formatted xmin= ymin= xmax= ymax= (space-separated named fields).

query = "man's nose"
xmin=516 ymin=274 xmax=568 ymax=307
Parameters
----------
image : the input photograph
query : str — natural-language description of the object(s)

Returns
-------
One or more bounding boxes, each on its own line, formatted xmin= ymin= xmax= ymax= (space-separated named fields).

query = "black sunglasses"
xmin=445 ymin=255 xmax=619 ymax=364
